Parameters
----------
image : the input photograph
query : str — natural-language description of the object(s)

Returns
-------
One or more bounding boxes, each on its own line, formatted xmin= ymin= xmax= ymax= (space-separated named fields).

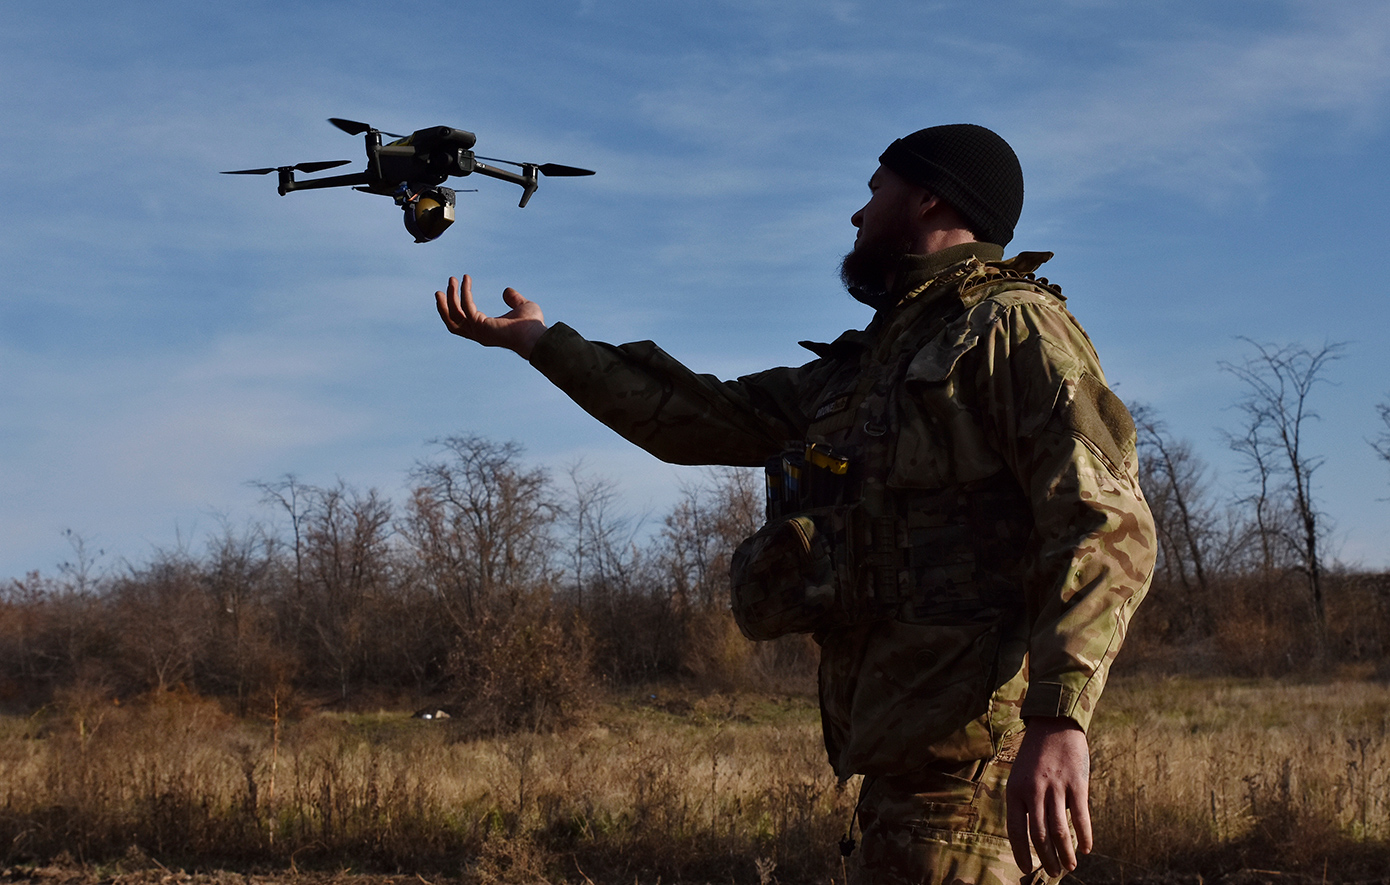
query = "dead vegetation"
xmin=5 ymin=409 xmax=1390 ymax=881
xmin=3 ymin=678 xmax=1390 ymax=883
xmin=0 ymin=687 xmax=851 ymax=884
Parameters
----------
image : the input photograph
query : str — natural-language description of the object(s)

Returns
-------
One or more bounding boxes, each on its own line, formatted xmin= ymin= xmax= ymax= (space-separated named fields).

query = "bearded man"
xmin=434 ymin=124 xmax=1155 ymax=885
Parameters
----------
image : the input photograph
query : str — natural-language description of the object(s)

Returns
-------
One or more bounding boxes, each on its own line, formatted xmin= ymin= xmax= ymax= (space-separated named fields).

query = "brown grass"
xmin=1085 ymin=675 xmax=1390 ymax=881
xmin=0 ymin=688 xmax=853 ymax=884
xmin=4 ymin=677 xmax=1390 ymax=883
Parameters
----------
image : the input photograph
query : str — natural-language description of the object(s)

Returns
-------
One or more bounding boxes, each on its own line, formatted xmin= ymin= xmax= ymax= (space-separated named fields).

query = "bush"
xmin=448 ymin=602 xmax=595 ymax=736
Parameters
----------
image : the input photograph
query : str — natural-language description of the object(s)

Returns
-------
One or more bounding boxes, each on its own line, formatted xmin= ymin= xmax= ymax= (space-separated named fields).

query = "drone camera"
xmin=397 ymin=184 xmax=457 ymax=243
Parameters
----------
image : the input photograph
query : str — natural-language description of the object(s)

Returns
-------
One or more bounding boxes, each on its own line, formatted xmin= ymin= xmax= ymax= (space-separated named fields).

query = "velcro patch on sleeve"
xmin=1062 ymin=374 xmax=1137 ymax=469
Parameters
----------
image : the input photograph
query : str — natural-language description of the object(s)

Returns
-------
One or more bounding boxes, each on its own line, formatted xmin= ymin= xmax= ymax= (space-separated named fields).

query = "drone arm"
xmin=278 ymin=170 xmax=377 ymax=196
xmin=472 ymin=161 xmax=539 ymax=208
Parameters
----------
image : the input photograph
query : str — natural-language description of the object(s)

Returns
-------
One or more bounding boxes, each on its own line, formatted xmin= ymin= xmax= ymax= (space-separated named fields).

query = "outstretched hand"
xmin=435 ymin=274 xmax=548 ymax=359
xmin=1006 ymin=716 xmax=1093 ymax=879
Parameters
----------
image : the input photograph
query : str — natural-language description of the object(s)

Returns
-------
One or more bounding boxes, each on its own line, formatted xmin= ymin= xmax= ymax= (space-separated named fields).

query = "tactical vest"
xmin=730 ymin=254 xmax=1059 ymax=640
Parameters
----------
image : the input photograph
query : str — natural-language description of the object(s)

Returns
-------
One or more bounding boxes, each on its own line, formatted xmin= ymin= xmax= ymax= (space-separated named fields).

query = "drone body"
xmin=223 ymin=118 xmax=594 ymax=242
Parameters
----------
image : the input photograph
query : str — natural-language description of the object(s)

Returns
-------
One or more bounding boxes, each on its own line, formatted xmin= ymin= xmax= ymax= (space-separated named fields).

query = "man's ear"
xmin=915 ymin=192 xmax=943 ymax=224
xmin=920 ymin=193 xmax=973 ymax=237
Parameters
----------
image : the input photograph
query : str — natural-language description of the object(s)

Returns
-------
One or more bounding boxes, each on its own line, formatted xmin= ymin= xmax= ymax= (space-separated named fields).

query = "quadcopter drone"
xmin=223 ymin=117 xmax=595 ymax=242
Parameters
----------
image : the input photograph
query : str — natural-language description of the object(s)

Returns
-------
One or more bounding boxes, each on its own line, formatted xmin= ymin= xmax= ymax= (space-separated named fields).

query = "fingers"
xmin=435 ymin=275 xmax=488 ymax=340
xmin=1007 ymin=719 xmax=1091 ymax=878
xmin=1021 ymin=790 xmax=1063 ymax=877
xmin=459 ymin=274 xmax=482 ymax=320
xmin=434 ymin=276 xmax=460 ymax=328
xmin=1070 ymin=779 xmax=1094 ymax=857
xmin=1009 ymin=789 xmax=1070 ymax=877
xmin=1008 ymin=775 xmax=1087 ymax=877
xmin=502 ymin=286 xmax=527 ymax=310
xmin=434 ymin=277 xmax=458 ymax=331
xmin=1006 ymin=789 xmax=1033 ymax=872
xmin=1042 ymin=790 xmax=1074 ymax=873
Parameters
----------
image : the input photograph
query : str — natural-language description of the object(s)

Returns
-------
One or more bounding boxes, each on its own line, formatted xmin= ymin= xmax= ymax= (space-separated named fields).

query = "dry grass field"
xmin=3 ymin=675 xmax=1390 ymax=884
xmin=1085 ymin=675 xmax=1390 ymax=881
xmin=0 ymin=687 xmax=849 ymax=884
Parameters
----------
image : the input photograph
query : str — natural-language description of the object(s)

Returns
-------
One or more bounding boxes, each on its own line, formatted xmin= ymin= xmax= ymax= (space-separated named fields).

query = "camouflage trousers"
xmin=851 ymin=738 xmax=1062 ymax=885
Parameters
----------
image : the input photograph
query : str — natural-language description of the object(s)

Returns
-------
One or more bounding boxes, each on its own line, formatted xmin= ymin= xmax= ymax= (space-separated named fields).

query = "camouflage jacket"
xmin=529 ymin=242 xmax=1155 ymax=777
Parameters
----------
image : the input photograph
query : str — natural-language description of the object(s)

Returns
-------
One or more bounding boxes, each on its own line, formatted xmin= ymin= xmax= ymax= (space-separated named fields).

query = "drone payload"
xmin=223 ymin=117 xmax=595 ymax=242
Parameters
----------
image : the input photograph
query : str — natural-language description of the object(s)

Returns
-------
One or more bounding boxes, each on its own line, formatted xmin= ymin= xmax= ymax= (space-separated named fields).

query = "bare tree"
xmin=559 ymin=461 xmax=646 ymax=616
xmin=1133 ymin=406 xmax=1219 ymax=635
xmin=295 ymin=481 xmax=396 ymax=699
xmin=0 ymin=566 xmax=109 ymax=700
xmin=38 ymin=532 xmax=113 ymax=690
xmin=1220 ymin=339 xmax=1346 ymax=629
xmin=403 ymin=435 xmax=557 ymax=627
xmin=56 ymin=529 xmax=106 ymax=597
xmin=1225 ymin=415 xmax=1293 ymax=578
xmin=658 ymin=468 xmax=762 ymax=611
xmin=1372 ymin=397 xmax=1390 ymax=479
xmin=201 ymin=521 xmax=282 ymax=713
xmin=251 ymin=475 xmax=311 ymax=601
xmin=109 ymin=550 xmax=211 ymax=693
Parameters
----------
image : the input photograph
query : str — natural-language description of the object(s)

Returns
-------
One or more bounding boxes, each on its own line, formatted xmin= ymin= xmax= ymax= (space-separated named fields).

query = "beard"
xmin=839 ymin=234 xmax=913 ymax=309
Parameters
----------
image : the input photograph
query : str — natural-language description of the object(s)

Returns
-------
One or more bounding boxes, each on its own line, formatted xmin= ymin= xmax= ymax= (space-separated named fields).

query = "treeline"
xmin=5 ymin=338 xmax=1390 ymax=725
xmin=0 ymin=435 xmax=816 ymax=728
xmin=1121 ymin=339 xmax=1390 ymax=675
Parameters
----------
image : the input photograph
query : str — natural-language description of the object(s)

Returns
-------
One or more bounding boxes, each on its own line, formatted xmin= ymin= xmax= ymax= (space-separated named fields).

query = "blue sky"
xmin=3 ymin=0 xmax=1390 ymax=579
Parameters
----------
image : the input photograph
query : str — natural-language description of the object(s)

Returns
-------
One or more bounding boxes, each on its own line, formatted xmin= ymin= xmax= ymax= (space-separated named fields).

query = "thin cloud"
xmin=1016 ymin=2 xmax=1390 ymax=203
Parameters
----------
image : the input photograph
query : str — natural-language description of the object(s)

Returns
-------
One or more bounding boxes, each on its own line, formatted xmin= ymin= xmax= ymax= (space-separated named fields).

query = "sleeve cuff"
xmin=527 ymin=322 xmax=578 ymax=378
xmin=1020 ymin=681 xmax=1092 ymax=732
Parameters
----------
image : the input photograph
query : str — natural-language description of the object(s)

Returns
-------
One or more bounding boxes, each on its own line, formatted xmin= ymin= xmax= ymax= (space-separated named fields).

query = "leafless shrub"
xmin=447 ymin=602 xmax=595 ymax=736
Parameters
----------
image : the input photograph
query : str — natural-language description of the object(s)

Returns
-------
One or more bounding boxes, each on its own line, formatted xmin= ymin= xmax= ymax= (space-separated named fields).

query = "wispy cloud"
xmin=1012 ymin=1 xmax=1390 ymax=204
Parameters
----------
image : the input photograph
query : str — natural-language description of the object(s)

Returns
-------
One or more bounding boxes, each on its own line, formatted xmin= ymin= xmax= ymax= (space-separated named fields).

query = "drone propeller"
xmin=222 ymin=159 xmax=353 ymax=175
xmin=328 ymin=117 xmax=406 ymax=139
xmin=475 ymin=155 xmax=596 ymax=177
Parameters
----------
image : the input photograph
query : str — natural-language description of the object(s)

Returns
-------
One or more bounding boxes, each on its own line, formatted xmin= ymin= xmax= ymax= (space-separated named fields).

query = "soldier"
xmin=434 ymin=124 xmax=1155 ymax=885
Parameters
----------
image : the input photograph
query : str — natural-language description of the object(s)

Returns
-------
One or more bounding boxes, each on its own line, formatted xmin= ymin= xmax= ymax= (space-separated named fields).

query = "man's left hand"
xmin=1006 ymin=716 xmax=1092 ymax=878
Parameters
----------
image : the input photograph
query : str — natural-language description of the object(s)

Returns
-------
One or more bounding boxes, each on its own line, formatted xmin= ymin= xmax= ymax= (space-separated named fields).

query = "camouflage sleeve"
xmin=962 ymin=293 xmax=1156 ymax=732
xmin=528 ymin=321 xmax=820 ymax=467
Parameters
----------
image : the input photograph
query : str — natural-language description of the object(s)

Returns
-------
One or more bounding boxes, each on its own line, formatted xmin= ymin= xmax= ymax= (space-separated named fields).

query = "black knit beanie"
xmin=879 ymin=124 xmax=1023 ymax=247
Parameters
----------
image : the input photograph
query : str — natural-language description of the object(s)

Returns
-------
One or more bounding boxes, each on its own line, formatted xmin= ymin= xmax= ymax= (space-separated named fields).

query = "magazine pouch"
xmin=730 ymin=507 xmax=845 ymax=641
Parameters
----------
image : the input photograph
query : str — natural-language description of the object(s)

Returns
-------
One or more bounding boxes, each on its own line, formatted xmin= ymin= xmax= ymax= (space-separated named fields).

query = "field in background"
xmin=0 ymin=687 xmax=848 ymax=884
xmin=3 ymin=676 xmax=1390 ymax=884
xmin=7 ymin=437 xmax=1390 ymax=883
xmin=1087 ymin=677 xmax=1390 ymax=880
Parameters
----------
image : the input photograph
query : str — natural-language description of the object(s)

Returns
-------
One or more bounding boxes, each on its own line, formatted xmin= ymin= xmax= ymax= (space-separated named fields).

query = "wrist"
xmin=516 ymin=320 xmax=548 ymax=360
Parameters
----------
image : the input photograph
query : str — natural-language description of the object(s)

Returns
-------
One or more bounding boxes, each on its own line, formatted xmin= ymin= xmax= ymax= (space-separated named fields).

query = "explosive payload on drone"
xmin=222 ymin=118 xmax=595 ymax=243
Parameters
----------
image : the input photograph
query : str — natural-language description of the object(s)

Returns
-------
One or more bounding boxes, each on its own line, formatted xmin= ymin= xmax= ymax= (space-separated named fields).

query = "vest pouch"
xmin=729 ymin=506 xmax=849 ymax=641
